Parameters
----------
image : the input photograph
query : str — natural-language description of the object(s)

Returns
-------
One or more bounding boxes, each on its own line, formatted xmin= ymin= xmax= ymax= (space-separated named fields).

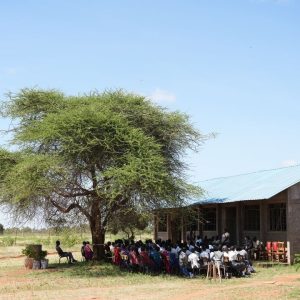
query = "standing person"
xmin=55 ymin=240 xmax=77 ymax=263
xmin=221 ymin=229 xmax=230 ymax=246
xmin=113 ymin=244 xmax=122 ymax=265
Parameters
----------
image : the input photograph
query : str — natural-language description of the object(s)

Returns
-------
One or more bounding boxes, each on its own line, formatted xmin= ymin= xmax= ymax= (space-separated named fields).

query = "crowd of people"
xmin=102 ymin=230 xmax=257 ymax=279
xmin=56 ymin=229 xmax=259 ymax=279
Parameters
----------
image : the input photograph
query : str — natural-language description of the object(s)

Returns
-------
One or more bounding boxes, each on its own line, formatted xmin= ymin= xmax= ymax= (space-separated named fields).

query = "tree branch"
xmin=49 ymin=198 xmax=91 ymax=221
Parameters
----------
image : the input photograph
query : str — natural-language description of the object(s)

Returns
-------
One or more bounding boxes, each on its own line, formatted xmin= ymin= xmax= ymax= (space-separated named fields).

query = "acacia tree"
xmin=0 ymin=89 xmax=204 ymax=259
xmin=108 ymin=209 xmax=150 ymax=240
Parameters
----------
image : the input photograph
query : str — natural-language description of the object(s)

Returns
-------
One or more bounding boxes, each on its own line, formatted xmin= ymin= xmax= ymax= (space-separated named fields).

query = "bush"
xmin=43 ymin=236 xmax=51 ymax=246
xmin=60 ymin=233 xmax=81 ymax=247
xmin=22 ymin=245 xmax=48 ymax=260
xmin=1 ymin=236 xmax=14 ymax=246
xmin=34 ymin=236 xmax=51 ymax=246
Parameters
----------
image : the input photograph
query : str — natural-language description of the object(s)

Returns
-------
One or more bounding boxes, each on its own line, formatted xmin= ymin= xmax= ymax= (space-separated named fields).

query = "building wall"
xmin=156 ymin=232 xmax=168 ymax=240
xmin=287 ymin=182 xmax=300 ymax=263
xmin=154 ymin=187 xmax=297 ymax=263
xmin=264 ymin=192 xmax=287 ymax=243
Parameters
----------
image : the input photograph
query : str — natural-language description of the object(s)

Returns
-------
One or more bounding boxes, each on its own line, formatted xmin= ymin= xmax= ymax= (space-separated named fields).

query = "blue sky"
xmin=0 ymin=0 xmax=299 ymax=186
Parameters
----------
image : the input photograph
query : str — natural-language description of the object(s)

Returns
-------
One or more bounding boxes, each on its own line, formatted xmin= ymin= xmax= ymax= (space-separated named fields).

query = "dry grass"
xmin=0 ymin=247 xmax=300 ymax=300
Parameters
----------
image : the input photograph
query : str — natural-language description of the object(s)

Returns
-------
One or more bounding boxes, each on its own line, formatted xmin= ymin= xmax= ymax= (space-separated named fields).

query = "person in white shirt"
xmin=109 ymin=242 xmax=115 ymax=253
xmin=179 ymin=249 xmax=193 ymax=278
xmin=239 ymin=248 xmax=248 ymax=260
xmin=200 ymin=247 xmax=209 ymax=259
xmin=188 ymin=248 xmax=200 ymax=270
xmin=228 ymin=247 xmax=238 ymax=262
xmin=228 ymin=246 xmax=246 ymax=277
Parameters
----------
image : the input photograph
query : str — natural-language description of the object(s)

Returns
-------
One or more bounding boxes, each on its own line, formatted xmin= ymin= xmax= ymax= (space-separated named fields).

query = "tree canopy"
xmin=0 ymin=88 xmax=205 ymax=258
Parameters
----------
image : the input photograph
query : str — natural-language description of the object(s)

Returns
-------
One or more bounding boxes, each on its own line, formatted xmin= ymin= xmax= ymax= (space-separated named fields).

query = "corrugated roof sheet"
xmin=192 ymin=164 xmax=300 ymax=205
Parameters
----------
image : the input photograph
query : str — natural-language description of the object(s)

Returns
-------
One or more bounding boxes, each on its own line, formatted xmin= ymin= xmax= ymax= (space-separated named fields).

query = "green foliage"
xmin=294 ymin=254 xmax=300 ymax=271
xmin=39 ymin=250 xmax=48 ymax=260
xmin=0 ymin=88 xmax=205 ymax=256
xmin=21 ymin=245 xmax=36 ymax=258
xmin=108 ymin=209 xmax=150 ymax=239
xmin=34 ymin=236 xmax=51 ymax=246
xmin=0 ymin=236 xmax=14 ymax=246
xmin=22 ymin=244 xmax=48 ymax=259
xmin=60 ymin=233 xmax=81 ymax=248
xmin=0 ymin=223 xmax=4 ymax=235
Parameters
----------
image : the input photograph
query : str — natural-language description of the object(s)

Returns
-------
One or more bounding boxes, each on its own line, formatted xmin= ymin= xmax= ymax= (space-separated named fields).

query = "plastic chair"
xmin=266 ymin=241 xmax=272 ymax=261
xmin=58 ymin=254 xmax=69 ymax=264
xmin=275 ymin=242 xmax=286 ymax=262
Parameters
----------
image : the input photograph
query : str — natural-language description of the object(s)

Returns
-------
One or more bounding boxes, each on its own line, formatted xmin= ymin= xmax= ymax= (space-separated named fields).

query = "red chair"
xmin=272 ymin=242 xmax=278 ymax=262
xmin=274 ymin=242 xmax=286 ymax=262
xmin=266 ymin=241 xmax=272 ymax=261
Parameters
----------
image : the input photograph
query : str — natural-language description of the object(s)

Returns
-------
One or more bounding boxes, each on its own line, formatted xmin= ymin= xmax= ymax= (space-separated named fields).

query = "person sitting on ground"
xmin=55 ymin=240 xmax=77 ymax=263
xmin=84 ymin=241 xmax=94 ymax=261
xmin=81 ymin=241 xmax=87 ymax=260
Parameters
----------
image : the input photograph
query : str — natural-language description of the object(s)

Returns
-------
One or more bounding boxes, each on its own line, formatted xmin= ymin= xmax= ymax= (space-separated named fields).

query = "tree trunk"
xmin=90 ymin=209 xmax=106 ymax=260
xmin=91 ymin=227 xmax=105 ymax=260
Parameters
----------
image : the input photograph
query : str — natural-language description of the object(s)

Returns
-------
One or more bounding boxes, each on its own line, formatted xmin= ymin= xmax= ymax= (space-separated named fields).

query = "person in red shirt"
xmin=139 ymin=246 xmax=154 ymax=273
xmin=113 ymin=244 xmax=122 ymax=265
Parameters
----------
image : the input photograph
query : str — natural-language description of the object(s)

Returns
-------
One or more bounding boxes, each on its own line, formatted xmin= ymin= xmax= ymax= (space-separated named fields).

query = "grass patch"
xmin=0 ymin=245 xmax=300 ymax=300
xmin=288 ymin=287 xmax=300 ymax=299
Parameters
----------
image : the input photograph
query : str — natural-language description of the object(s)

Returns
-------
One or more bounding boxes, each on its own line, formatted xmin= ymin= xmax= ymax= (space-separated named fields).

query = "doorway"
xmin=225 ymin=207 xmax=237 ymax=244
xmin=170 ymin=217 xmax=182 ymax=242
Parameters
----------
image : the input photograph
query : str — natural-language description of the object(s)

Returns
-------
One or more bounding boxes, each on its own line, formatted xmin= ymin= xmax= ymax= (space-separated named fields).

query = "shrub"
xmin=43 ymin=236 xmax=51 ymax=246
xmin=1 ymin=236 xmax=14 ymax=246
xmin=61 ymin=234 xmax=80 ymax=247
xmin=34 ymin=236 xmax=51 ymax=246
xmin=22 ymin=245 xmax=48 ymax=260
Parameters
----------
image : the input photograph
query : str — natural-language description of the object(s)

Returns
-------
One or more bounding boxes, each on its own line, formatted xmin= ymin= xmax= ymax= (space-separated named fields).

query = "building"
xmin=154 ymin=165 xmax=300 ymax=263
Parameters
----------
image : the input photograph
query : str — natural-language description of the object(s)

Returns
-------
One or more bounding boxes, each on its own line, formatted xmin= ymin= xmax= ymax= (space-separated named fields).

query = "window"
xmin=158 ymin=213 xmax=167 ymax=232
xmin=244 ymin=205 xmax=260 ymax=231
xmin=202 ymin=207 xmax=217 ymax=231
xmin=269 ymin=203 xmax=286 ymax=231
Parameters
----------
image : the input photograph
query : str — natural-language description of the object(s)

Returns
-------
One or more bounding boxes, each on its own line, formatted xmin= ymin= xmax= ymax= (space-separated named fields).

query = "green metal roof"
xmin=193 ymin=164 xmax=300 ymax=205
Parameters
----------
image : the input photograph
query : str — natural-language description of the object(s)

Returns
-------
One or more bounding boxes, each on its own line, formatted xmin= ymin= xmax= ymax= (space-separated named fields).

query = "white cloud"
xmin=149 ymin=88 xmax=176 ymax=104
xmin=281 ymin=160 xmax=298 ymax=167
